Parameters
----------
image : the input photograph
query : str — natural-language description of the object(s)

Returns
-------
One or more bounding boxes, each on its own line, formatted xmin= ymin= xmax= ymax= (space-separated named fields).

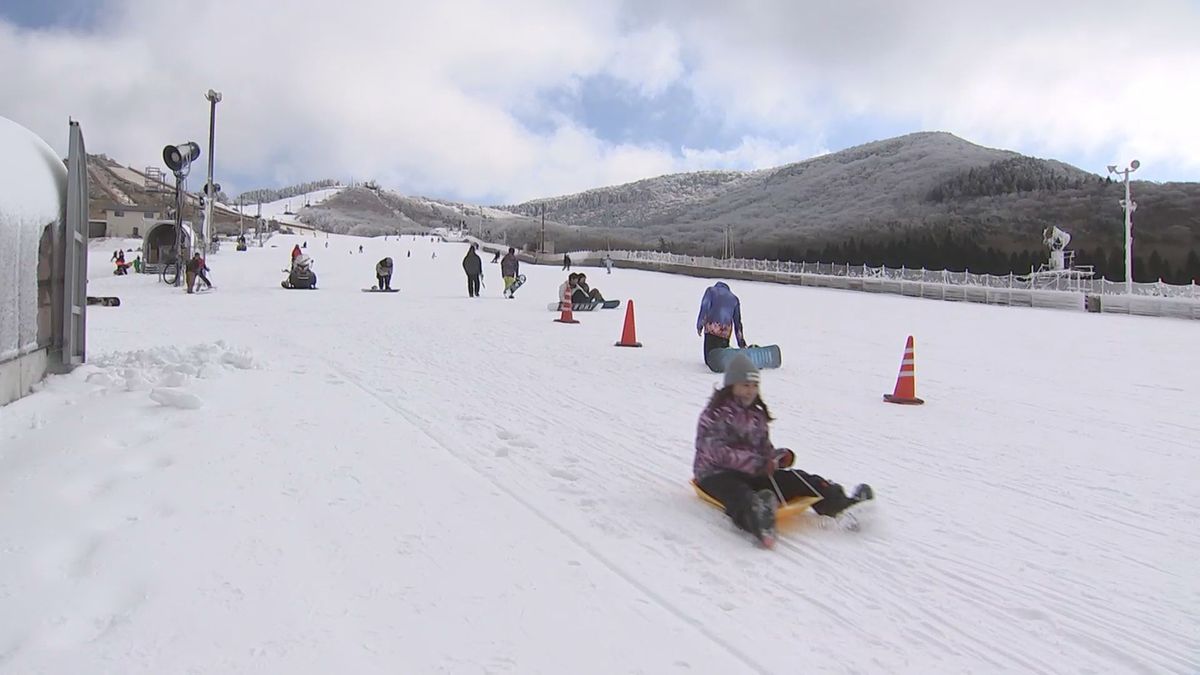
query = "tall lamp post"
xmin=1106 ymin=160 xmax=1139 ymax=294
xmin=203 ymin=89 xmax=222 ymax=257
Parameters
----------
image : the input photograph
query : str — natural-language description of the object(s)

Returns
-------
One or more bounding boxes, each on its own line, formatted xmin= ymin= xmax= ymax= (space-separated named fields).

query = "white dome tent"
xmin=0 ymin=116 xmax=89 ymax=406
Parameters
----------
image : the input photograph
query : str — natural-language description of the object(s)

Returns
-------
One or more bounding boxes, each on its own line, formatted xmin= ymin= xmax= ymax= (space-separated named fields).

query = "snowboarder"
xmin=696 ymin=282 xmax=746 ymax=360
xmin=375 ymin=257 xmax=394 ymax=290
xmin=462 ymin=244 xmax=483 ymax=297
xmin=562 ymin=253 xmax=572 ymax=270
xmin=500 ymin=248 xmax=520 ymax=298
xmin=491 ymin=250 xmax=501 ymax=263
xmin=573 ymin=272 xmax=604 ymax=303
xmin=693 ymin=354 xmax=874 ymax=546
xmin=604 ymin=254 xmax=613 ymax=274
xmin=359 ymin=245 xmax=364 ymax=253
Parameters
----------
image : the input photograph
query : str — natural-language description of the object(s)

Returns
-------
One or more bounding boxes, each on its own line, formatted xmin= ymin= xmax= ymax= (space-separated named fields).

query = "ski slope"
xmin=1 ymin=232 xmax=1197 ymax=673
xmin=225 ymin=187 xmax=344 ymax=225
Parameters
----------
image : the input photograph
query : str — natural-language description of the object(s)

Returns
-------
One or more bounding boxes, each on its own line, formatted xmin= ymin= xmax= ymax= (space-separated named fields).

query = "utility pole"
xmin=540 ymin=203 xmax=545 ymax=254
xmin=1107 ymin=160 xmax=1140 ymax=293
xmin=203 ymin=89 xmax=222 ymax=257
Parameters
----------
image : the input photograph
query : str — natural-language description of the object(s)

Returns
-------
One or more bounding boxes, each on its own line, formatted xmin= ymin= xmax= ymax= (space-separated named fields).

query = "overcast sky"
xmin=2 ymin=0 xmax=1197 ymax=203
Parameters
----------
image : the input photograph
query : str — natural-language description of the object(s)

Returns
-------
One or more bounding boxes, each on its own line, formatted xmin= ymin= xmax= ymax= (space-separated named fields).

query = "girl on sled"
xmin=693 ymin=354 xmax=874 ymax=547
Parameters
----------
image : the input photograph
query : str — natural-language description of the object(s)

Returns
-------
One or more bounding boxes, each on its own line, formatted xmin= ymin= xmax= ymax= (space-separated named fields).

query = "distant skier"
xmin=501 ymin=247 xmax=520 ymax=298
xmin=291 ymin=244 xmax=302 ymax=261
xmin=693 ymin=354 xmax=874 ymax=547
xmin=696 ymin=281 xmax=746 ymax=361
xmin=491 ymin=250 xmax=501 ymax=263
xmin=375 ymin=257 xmax=394 ymax=290
xmin=562 ymin=253 xmax=572 ymax=271
xmin=359 ymin=245 xmax=363 ymax=254
xmin=604 ymin=254 xmax=613 ymax=274
xmin=462 ymin=244 xmax=483 ymax=297
xmin=407 ymin=250 xmax=411 ymax=258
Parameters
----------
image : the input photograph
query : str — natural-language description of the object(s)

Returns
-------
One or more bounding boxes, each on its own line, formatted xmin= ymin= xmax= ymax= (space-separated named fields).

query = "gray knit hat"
xmin=723 ymin=353 xmax=760 ymax=388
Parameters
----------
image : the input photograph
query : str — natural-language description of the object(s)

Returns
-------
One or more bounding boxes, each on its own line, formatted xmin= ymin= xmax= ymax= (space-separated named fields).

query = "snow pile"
xmin=85 ymin=342 xmax=256 ymax=407
xmin=0 ymin=116 xmax=67 ymax=361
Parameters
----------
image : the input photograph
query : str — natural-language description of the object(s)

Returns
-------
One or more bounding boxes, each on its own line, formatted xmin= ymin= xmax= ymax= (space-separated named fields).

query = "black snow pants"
xmin=698 ymin=469 xmax=856 ymax=531
xmin=467 ymin=274 xmax=481 ymax=297
xmin=703 ymin=332 xmax=730 ymax=361
xmin=377 ymin=273 xmax=392 ymax=290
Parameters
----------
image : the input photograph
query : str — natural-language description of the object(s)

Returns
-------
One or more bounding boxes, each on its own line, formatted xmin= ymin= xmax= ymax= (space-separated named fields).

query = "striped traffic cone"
xmin=883 ymin=335 xmax=924 ymax=405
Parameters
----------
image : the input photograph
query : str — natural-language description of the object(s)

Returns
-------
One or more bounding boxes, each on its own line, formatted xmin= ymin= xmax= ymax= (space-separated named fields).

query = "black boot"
xmin=749 ymin=489 xmax=778 ymax=547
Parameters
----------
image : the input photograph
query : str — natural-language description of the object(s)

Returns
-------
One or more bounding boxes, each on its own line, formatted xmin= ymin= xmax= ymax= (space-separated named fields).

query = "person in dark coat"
xmin=375 ymin=257 xmax=394 ymax=290
xmin=500 ymin=248 xmax=521 ymax=298
xmin=462 ymin=244 xmax=483 ymax=297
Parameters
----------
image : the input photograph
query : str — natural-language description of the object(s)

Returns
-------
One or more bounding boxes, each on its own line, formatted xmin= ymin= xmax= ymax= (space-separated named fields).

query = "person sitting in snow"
xmin=693 ymin=354 xmax=874 ymax=545
xmin=375 ymin=257 xmax=394 ymax=290
xmin=572 ymin=272 xmax=604 ymax=303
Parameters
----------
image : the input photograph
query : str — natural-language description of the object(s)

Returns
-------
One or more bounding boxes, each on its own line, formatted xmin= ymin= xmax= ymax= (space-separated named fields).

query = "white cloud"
xmin=1 ymin=0 xmax=1196 ymax=205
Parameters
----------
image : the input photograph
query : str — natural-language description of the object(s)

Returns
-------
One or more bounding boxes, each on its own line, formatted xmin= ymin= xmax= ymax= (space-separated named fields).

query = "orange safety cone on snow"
xmin=554 ymin=285 xmax=579 ymax=324
xmin=883 ymin=335 xmax=924 ymax=405
xmin=614 ymin=300 xmax=642 ymax=347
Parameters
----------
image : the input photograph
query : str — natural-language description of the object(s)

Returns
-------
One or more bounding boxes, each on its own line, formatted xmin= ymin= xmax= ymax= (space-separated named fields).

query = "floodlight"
xmin=1130 ymin=159 xmax=1140 ymax=170
xmin=1107 ymin=165 xmax=1118 ymax=173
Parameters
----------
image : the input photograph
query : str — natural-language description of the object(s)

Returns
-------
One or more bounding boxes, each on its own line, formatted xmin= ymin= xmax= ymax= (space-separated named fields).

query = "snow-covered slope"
xmin=227 ymin=187 xmax=345 ymax=225
xmin=0 ymin=233 xmax=1195 ymax=673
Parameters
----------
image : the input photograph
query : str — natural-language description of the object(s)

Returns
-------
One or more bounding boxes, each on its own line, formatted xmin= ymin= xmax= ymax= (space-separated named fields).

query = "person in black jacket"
xmin=462 ymin=244 xmax=483 ymax=297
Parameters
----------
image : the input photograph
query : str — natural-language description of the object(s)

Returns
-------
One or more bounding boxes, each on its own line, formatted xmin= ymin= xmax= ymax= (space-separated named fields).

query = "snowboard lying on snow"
xmin=362 ymin=288 xmax=399 ymax=293
xmin=705 ymin=345 xmax=782 ymax=373
xmin=546 ymin=299 xmax=621 ymax=311
xmin=86 ymin=296 xmax=121 ymax=307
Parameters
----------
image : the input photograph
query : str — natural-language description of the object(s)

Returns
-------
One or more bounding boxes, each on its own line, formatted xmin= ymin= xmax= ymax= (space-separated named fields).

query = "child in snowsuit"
xmin=693 ymin=354 xmax=873 ymax=543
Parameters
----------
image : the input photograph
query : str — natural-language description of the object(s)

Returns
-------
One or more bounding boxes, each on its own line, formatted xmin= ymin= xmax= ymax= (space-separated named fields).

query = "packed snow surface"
xmin=1 ymin=231 xmax=1196 ymax=673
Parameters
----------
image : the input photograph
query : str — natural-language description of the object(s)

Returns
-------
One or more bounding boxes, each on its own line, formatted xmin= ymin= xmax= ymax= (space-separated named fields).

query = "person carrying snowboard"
xmin=696 ymin=281 xmax=746 ymax=360
xmin=462 ymin=244 xmax=483 ymax=297
xmin=500 ymin=247 xmax=520 ymax=298
xmin=375 ymin=257 xmax=394 ymax=290
xmin=693 ymin=354 xmax=874 ymax=547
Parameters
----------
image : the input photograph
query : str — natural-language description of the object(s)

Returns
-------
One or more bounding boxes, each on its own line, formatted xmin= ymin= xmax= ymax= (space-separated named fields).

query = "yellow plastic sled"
xmin=691 ymin=480 xmax=821 ymax=520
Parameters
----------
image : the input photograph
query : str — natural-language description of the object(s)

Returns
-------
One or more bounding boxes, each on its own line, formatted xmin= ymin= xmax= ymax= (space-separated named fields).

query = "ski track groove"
xmin=319 ymin=355 xmax=776 ymax=675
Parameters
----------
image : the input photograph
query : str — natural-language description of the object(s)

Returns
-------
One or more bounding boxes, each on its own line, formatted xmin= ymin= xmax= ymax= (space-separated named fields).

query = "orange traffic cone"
xmin=883 ymin=335 xmax=924 ymax=405
xmin=614 ymin=300 xmax=642 ymax=347
xmin=554 ymin=288 xmax=579 ymax=324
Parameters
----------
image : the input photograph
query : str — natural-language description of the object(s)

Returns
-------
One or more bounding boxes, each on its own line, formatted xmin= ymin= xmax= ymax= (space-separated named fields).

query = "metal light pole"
xmin=203 ymin=89 xmax=222 ymax=257
xmin=1106 ymin=159 xmax=1140 ymax=294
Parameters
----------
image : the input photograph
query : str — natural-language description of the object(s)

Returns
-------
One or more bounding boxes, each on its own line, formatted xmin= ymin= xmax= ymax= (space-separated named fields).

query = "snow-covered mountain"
xmin=492 ymin=132 xmax=1200 ymax=264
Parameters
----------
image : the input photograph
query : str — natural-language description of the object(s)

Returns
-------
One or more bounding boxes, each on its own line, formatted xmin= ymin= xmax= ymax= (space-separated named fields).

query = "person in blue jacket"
xmin=696 ymin=281 xmax=746 ymax=360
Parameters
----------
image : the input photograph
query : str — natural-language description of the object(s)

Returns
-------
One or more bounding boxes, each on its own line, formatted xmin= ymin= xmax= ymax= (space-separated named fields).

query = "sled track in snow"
xmin=319 ymin=355 xmax=777 ymax=675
